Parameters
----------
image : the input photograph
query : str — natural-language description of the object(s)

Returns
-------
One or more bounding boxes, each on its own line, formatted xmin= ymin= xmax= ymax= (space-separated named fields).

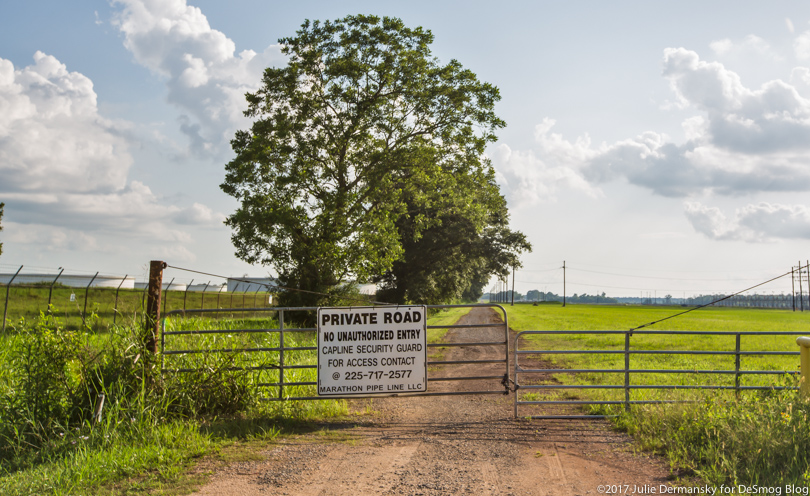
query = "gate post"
xmin=798 ymin=337 xmax=810 ymax=397
xmin=734 ymin=334 xmax=741 ymax=398
xmin=145 ymin=261 xmax=167 ymax=354
xmin=624 ymin=332 xmax=631 ymax=412
xmin=278 ymin=309 xmax=285 ymax=399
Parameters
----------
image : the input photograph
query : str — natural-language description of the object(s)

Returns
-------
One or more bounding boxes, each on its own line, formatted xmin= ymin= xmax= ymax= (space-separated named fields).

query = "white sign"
xmin=317 ymin=306 xmax=427 ymax=396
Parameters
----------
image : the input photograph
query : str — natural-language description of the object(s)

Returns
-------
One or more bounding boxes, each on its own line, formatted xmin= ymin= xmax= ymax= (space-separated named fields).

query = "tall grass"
xmin=0 ymin=305 xmax=471 ymax=494
xmin=0 ymin=311 xmax=337 ymax=495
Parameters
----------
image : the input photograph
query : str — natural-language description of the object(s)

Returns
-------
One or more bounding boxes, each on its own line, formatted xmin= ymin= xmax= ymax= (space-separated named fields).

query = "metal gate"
xmin=514 ymin=329 xmax=806 ymax=419
xmin=160 ymin=304 xmax=510 ymax=401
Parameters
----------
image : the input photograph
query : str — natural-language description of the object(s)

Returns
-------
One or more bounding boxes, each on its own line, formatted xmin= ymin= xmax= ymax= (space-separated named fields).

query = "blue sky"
xmin=2 ymin=0 xmax=810 ymax=298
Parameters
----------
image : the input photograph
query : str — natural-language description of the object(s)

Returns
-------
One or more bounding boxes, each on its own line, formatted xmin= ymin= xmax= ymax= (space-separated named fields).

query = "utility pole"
xmin=792 ymin=267 xmax=796 ymax=312
xmin=562 ymin=261 xmax=566 ymax=308
xmin=511 ymin=266 xmax=515 ymax=306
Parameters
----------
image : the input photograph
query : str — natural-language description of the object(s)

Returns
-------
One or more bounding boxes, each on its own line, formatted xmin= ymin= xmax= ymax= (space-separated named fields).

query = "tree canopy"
xmin=222 ymin=15 xmax=529 ymax=306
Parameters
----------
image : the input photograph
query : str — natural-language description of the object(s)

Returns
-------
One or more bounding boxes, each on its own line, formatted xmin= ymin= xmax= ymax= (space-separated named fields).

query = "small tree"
xmin=222 ymin=15 xmax=511 ymax=306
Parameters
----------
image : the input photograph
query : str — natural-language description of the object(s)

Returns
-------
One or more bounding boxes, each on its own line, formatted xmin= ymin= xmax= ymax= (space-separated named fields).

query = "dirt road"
xmin=192 ymin=307 xmax=673 ymax=496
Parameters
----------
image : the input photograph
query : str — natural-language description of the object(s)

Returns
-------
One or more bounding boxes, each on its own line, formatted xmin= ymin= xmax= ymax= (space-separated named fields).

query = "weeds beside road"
xmin=0 ymin=306 xmax=469 ymax=495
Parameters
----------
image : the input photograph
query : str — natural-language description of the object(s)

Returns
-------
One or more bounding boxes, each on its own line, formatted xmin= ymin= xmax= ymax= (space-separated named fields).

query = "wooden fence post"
xmin=145 ymin=261 xmax=166 ymax=354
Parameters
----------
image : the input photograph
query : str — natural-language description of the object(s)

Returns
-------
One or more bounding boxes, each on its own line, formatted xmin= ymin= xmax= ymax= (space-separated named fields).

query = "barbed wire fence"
xmin=0 ymin=264 xmax=276 ymax=333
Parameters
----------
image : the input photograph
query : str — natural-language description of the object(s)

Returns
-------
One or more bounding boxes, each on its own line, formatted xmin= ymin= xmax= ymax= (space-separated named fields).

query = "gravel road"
xmin=191 ymin=307 xmax=673 ymax=496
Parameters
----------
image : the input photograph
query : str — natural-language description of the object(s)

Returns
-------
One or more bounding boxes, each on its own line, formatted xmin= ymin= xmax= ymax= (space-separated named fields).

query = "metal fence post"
xmin=735 ymin=334 xmax=741 ymax=398
xmin=2 ymin=265 xmax=23 ymax=333
xmin=113 ymin=274 xmax=128 ymax=325
xmin=201 ymin=281 xmax=210 ymax=310
xmin=47 ymin=267 xmax=64 ymax=312
xmin=163 ymin=277 xmax=174 ymax=317
xmin=82 ymin=272 xmax=99 ymax=328
xmin=798 ymin=337 xmax=810 ymax=397
xmin=279 ymin=309 xmax=285 ymax=399
xmin=183 ymin=279 xmax=193 ymax=312
xmin=624 ymin=332 xmax=631 ymax=412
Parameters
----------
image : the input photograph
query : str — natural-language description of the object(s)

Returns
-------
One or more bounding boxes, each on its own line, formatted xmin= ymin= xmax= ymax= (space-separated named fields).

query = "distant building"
xmin=227 ymin=277 xmax=276 ymax=293
xmin=134 ymin=281 xmax=187 ymax=291
xmin=357 ymin=283 xmax=377 ymax=295
xmin=186 ymin=283 xmax=227 ymax=293
xmin=0 ymin=272 xmax=135 ymax=289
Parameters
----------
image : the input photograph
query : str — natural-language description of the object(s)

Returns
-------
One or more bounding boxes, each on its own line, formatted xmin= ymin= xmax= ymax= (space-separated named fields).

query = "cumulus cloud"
xmin=0 ymin=52 xmax=132 ymax=194
xmin=3 ymin=221 xmax=103 ymax=253
xmin=112 ymin=0 xmax=284 ymax=155
xmin=0 ymin=51 xmax=226 ymax=255
xmin=489 ymin=119 xmax=601 ymax=205
xmin=709 ymin=35 xmax=775 ymax=59
xmin=663 ymin=48 xmax=810 ymax=153
xmin=521 ymin=48 xmax=810 ymax=198
xmin=685 ymin=202 xmax=810 ymax=241
xmin=173 ymin=202 xmax=226 ymax=226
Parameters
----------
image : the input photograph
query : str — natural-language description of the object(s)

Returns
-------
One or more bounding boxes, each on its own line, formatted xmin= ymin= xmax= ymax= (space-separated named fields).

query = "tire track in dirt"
xmin=191 ymin=307 xmax=673 ymax=496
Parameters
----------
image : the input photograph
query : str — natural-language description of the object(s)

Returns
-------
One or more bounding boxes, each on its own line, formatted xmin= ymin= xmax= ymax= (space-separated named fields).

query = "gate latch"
xmin=501 ymin=373 xmax=511 ymax=395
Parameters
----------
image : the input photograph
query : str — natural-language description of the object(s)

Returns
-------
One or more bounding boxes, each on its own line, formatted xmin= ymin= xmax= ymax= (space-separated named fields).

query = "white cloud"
xmin=0 ymin=52 xmax=132 ymax=194
xmin=4 ymin=180 xmax=225 ymax=237
xmin=525 ymin=48 xmax=810 ymax=198
xmin=709 ymin=39 xmax=733 ymax=56
xmin=710 ymin=35 xmax=774 ymax=59
xmin=112 ymin=0 xmax=284 ymax=155
xmin=685 ymin=202 xmax=810 ymax=241
xmin=0 ymin=52 xmax=226 ymax=261
xmin=489 ymin=121 xmax=601 ymax=206
xmin=795 ymin=30 xmax=810 ymax=60
xmin=173 ymin=202 xmax=226 ymax=226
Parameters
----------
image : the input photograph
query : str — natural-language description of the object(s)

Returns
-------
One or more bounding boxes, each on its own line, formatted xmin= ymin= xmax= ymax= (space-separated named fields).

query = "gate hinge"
xmin=502 ymin=373 xmax=519 ymax=394
xmin=501 ymin=373 xmax=511 ymax=394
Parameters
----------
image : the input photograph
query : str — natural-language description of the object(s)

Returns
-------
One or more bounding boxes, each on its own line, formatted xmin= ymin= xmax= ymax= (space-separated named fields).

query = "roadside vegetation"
xmin=0 ymin=305 xmax=470 ymax=495
xmin=511 ymin=303 xmax=810 ymax=487
xmin=2 ymin=284 xmax=276 ymax=332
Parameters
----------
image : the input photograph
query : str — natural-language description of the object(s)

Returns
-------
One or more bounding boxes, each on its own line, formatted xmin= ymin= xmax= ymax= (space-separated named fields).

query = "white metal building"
xmin=227 ymin=277 xmax=276 ymax=293
xmin=0 ymin=273 xmax=135 ymax=289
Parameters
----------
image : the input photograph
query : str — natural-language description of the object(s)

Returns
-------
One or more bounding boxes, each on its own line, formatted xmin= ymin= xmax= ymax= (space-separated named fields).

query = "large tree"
xmin=375 ymin=167 xmax=530 ymax=304
xmin=222 ymin=15 xmax=525 ymax=306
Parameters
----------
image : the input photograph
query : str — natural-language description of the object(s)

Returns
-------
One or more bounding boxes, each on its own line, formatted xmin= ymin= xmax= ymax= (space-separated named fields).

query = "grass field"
xmin=510 ymin=303 xmax=809 ymax=396
xmin=1 ymin=284 xmax=276 ymax=332
xmin=0 ymin=305 xmax=472 ymax=495
xmin=508 ymin=303 xmax=810 ymax=487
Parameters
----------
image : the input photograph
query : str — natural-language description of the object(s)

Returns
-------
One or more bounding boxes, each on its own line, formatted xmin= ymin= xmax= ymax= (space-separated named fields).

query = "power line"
xmin=569 ymin=267 xmax=769 ymax=283
xmin=628 ymin=266 xmax=802 ymax=333
xmin=572 ymin=261 xmax=785 ymax=275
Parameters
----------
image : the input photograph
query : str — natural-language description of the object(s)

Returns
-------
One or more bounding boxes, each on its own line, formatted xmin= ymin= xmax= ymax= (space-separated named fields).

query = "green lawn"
xmin=508 ymin=303 xmax=810 ymax=487
xmin=510 ymin=303 xmax=809 ymax=399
